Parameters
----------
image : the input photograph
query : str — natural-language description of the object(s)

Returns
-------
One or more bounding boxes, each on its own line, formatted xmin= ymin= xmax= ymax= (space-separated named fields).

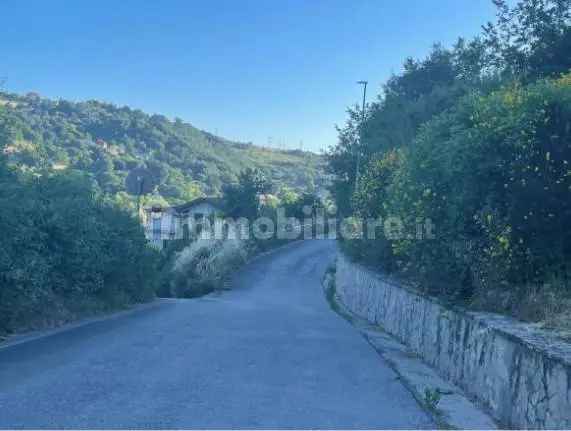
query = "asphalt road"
xmin=0 ymin=240 xmax=433 ymax=429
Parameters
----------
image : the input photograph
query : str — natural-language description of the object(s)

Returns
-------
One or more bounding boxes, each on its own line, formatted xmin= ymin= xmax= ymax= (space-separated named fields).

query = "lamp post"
xmin=355 ymin=80 xmax=368 ymax=191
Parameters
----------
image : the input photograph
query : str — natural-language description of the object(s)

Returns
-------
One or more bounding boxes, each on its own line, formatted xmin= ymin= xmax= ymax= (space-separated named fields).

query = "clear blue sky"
xmin=3 ymin=0 xmax=499 ymax=152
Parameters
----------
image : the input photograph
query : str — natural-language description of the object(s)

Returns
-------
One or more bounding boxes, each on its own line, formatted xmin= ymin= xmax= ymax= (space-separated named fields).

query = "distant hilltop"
xmin=0 ymin=91 xmax=327 ymax=205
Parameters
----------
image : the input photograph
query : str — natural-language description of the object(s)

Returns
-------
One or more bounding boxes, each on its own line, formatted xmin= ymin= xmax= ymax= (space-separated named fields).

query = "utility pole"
xmin=355 ymin=80 xmax=368 ymax=191
xmin=136 ymin=175 xmax=145 ymax=218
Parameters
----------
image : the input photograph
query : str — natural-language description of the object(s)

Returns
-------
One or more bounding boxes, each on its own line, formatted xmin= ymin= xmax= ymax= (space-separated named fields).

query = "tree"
xmin=483 ymin=0 xmax=571 ymax=79
xmin=222 ymin=168 xmax=272 ymax=219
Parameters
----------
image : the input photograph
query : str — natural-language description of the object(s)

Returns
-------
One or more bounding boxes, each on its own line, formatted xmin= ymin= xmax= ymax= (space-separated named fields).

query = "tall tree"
xmin=483 ymin=0 xmax=571 ymax=79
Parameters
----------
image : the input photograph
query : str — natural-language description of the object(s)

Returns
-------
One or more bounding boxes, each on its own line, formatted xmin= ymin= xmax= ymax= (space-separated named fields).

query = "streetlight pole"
xmin=355 ymin=80 xmax=368 ymax=191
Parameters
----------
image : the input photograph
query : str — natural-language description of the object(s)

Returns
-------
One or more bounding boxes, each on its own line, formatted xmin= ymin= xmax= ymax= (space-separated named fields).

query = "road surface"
xmin=0 ymin=240 xmax=433 ymax=429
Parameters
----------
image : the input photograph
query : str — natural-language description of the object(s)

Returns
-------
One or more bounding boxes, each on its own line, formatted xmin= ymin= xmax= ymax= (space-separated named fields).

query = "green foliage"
xmin=328 ymin=0 xmax=571 ymax=316
xmin=343 ymin=150 xmax=404 ymax=271
xmin=340 ymin=75 xmax=571 ymax=303
xmin=219 ymin=168 xmax=326 ymax=252
xmin=396 ymin=76 xmax=571 ymax=294
xmin=328 ymin=0 xmax=569 ymax=204
xmin=222 ymin=168 xmax=272 ymax=219
xmin=326 ymin=42 xmax=494 ymax=215
xmin=423 ymin=388 xmax=442 ymax=411
xmin=483 ymin=0 xmax=571 ymax=80
xmin=0 ymin=160 xmax=161 ymax=335
xmin=0 ymin=94 xmax=325 ymax=208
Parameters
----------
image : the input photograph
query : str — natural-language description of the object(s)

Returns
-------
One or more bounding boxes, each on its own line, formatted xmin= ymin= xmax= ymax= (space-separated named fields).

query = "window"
xmin=152 ymin=217 xmax=162 ymax=240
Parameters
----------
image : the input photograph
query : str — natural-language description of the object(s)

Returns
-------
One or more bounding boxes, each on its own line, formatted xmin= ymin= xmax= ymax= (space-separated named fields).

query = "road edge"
xmin=321 ymin=263 xmax=498 ymax=430
xmin=0 ymin=299 xmax=165 ymax=351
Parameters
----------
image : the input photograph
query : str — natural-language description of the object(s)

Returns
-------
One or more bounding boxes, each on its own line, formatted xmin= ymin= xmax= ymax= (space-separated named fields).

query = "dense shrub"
xmin=330 ymin=1 xmax=571 ymax=322
xmin=342 ymin=75 xmax=571 ymax=311
xmin=0 ymin=161 xmax=160 ymax=335
xmin=392 ymin=76 xmax=571 ymax=296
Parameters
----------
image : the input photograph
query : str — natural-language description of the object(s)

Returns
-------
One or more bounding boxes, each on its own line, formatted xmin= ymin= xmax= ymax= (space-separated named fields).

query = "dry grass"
xmin=470 ymin=281 xmax=571 ymax=337
xmin=170 ymin=238 xmax=249 ymax=297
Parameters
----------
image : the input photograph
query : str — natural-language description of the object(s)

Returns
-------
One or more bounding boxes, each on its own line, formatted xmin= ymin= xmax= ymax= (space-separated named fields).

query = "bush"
xmin=374 ymin=75 xmax=571 ymax=305
xmin=169 ymin=238 xmax=248 ymax=298
xmin=0 ymin=162 xmax=160 ymax=335
xmin=328 ymin=0 xmax=571 ymax=324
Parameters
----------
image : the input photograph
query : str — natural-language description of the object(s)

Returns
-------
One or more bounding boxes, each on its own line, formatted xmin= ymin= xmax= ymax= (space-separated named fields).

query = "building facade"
xmin=142 ymin=197 xmax=224 ymax=249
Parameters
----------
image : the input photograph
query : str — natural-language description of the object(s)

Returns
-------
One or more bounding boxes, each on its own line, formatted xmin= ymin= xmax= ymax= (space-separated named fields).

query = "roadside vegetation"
xmin=0 ymin=158 xmax=160 ymax=337
xmin=0 ymin=149 xmax=322 ymax=334
xmin=0 ymin=84 xmax=326 ymax=336
xmin=328 ymin=0 xmax=571 ymax=328
xmin=157 ymin=167 xmax=326 ymax=298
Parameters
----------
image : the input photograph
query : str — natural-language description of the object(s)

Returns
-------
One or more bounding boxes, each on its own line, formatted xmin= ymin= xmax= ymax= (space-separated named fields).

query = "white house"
xmin=142 ymin=197 xmax=224 ymax=249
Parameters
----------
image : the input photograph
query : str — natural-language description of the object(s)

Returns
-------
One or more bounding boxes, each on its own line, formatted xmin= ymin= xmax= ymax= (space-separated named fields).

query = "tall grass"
xmin=169 ymin=238 xmax=248 ymax=297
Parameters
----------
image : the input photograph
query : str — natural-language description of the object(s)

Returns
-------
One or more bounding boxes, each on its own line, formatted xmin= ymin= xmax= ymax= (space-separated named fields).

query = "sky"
xmin=3 ymin=0 xmax=500 ymax=152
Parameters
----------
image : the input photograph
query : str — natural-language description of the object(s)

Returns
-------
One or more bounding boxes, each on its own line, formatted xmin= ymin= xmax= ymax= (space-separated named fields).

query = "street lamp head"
xmin=357 ymin=80 xmax=368 ymax=85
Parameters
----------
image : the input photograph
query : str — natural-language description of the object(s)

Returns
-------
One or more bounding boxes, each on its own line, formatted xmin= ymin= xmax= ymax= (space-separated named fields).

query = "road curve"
xmin=0 ymin=240 xmax=433 ymax=429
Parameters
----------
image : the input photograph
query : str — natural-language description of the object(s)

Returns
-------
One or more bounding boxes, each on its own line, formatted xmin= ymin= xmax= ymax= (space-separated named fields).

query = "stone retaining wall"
xmin=335 ymin=251 xmax=571 ymax=429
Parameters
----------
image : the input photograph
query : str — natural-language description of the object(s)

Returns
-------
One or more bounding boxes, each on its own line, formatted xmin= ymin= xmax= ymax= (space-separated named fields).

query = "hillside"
xmin=0 ymin=92 xmax=325 ymax=205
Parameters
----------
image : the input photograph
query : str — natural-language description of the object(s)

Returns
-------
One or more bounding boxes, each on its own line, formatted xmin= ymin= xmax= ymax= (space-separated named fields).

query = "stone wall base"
xmin=335 ymin=251 xmax=571 ymax=429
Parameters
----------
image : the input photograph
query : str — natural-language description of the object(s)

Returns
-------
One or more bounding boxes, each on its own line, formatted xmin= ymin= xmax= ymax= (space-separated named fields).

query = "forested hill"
xmin=0 ymin=92 xmax=325 ymax=205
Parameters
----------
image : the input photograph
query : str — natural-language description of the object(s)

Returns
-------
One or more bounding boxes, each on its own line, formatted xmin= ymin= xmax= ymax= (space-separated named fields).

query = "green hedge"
xmin=350 ymin=74 xmax=571 ymax=301
xmin=0 ymin=161 xmax=160 ymax=335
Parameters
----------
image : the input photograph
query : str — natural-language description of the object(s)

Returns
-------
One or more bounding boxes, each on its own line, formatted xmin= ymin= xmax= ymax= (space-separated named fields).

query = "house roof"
xmin=143 ymin=197 xmax=224 ymax=215
xmin=171 ymin=197 xmax=224 ymax=214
